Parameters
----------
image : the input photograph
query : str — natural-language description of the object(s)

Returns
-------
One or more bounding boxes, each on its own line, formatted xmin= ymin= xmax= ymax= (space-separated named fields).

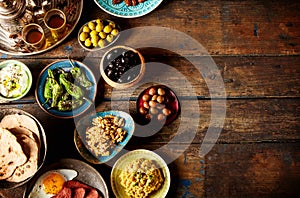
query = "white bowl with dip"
xmin=0 ymin=60 xmax=32 ymax=102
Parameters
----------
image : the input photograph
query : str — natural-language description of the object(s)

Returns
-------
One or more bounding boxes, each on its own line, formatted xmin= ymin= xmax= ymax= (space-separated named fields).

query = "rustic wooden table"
xmin=1 ymin=0 xmax=300 ymax=197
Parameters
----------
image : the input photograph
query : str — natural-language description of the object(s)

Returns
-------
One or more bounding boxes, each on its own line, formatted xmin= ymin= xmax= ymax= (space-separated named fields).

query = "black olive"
xmin=106 ymin=53 xmax=113 ymax=61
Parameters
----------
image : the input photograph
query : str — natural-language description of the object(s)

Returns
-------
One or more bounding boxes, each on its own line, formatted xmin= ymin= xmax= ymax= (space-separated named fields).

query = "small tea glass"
xmin=44 ymin=9 xmax=67 ymax=42
xmin=21 ymin=23 xmax=45 ymax=50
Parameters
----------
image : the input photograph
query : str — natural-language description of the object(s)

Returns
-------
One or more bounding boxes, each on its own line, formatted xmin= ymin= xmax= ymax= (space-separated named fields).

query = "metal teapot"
xmin=0 ymin=0 xmax=35 ymax=34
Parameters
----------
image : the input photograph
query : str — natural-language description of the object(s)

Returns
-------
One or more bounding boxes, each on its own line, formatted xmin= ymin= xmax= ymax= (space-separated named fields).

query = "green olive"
xmin=91 ymin=35 xmax=99 ymax=46
xmin=103 ymin=25 xmax=112 ymax=34
xmin=82 ymin=26 xmax=90 ymax=33
xmin=96 ymin=23 xmax=104 ymax=32
xmin=84 ymin=38 xmax=92 ymax=47
xmin=98 ymin=39 xmax=106 ymax=48
xmin=106 ymin=34 xmax=114 ymax=43
xmin=96 ymin=19 xmax=103 ymax=24
xmin=88 ymin=21 xmax=96 ymax=30
xmin=90 ymin=30 xmax=98 ymax=37
xmin=99 ymin=32 xmax=107 ymax=39
xmin=109 ymin=21 xmax=116 ymax=29
xmin=111 ymin=29 xmax=119 ymax=36
xmin=79 ymin=32 xmax=88 ymax=42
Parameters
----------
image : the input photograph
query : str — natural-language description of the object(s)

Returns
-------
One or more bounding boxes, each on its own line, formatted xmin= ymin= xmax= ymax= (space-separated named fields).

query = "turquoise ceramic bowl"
xmin=94 ymin=0 xmax=163 ymax=18
xmin=35 ymin=60 xmax=97 ymax=119
xmin=0 ymin=60 xmax=32 ymax=102
xmin=74 ymin=110 xmax=135 ymax=164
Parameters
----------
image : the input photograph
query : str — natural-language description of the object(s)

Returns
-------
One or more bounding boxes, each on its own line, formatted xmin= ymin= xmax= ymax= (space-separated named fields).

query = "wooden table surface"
xmin=1 ymin=0 xmax=300 ymax=197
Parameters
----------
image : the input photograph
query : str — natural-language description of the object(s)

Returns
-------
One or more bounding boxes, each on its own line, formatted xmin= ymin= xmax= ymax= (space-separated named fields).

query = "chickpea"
xmin=151 ymin=94 xmax=158 ymax=101
xmin=158 ymin=88 xmax=165 ymax=95
xmin=149 ymin=100 xmax=157 ymax=107
xmin=156 ymin=95 xmax=164 ymax=103
xmin=143 ymin=101 xmax=150 ymax=109
xmin=148 ymin=87 xmax=156 ymax=95
xmin=150 ymin=107 xmax=158 ymax=115
xmin=145 ymin=114 xmax=152 ymax=120
xmin=162 ymin=108 xmax=171 ymax=116
xmin=139 ymin=107 xmax=147 ymax=115
xmin=157 ymin=114 xmax=166 ymax=121
xmin=142 ymin=94 xmax=150 ymax=101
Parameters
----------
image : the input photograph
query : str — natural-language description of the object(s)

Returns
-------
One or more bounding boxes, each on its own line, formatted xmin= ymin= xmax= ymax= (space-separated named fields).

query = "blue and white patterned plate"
xmin=94 ymin=0 xmax=163 ymax=18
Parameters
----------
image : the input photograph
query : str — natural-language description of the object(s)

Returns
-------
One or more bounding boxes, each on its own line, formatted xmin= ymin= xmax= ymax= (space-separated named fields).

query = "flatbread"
xmin=0 ymin=127 xmax=27 ymax=180
xmin=0 ymin=114 xmax=40 ymax=140
xmin=9 ymin=126 xmax=40 ymax=150
xmin=6 ymin=134 xmax=39 ymax=183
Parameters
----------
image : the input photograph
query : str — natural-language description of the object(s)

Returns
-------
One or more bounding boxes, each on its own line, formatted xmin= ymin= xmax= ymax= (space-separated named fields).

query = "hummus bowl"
xmin=0 ymin=60 xmax=32 ymax=102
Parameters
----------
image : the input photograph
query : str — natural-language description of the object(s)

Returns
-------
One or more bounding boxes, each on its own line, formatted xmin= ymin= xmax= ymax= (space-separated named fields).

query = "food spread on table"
xmin=0 ymin=1 xmax=172 ymax=197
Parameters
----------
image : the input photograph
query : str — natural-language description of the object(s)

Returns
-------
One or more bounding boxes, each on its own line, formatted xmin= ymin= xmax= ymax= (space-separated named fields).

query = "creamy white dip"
xmin=0 ymin=63 xmax=29 ymax=98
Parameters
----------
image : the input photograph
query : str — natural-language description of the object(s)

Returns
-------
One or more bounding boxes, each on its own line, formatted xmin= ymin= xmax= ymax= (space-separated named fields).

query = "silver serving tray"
xmin=0 ymin=0 xmax=83 ymax=56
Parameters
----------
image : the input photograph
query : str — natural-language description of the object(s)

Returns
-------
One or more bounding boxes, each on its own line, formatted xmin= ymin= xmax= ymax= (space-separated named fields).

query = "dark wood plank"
xmin=2 ymin=96 xmax=299 ymax=145
xmin=1 ymin=0 xmax=300 ymax=58
xmin=205 ymin=143 xmax=300 ymax=197
xmin=0 ymin=55 xmax=299 ymax=104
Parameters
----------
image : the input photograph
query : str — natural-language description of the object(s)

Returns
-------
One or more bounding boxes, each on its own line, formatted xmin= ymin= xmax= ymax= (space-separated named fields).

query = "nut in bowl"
xmin=78 ymin=19 xmax=120 ymax=51
xmin=0 ymin=60 xmax=32 ymax=102
xmin=100 ymin=45 xmax=145 ymax=89
xmin=35 ymin=60 xmax=97 ymax=119
xmin=74 ymin=110 xmax=135 ymax=164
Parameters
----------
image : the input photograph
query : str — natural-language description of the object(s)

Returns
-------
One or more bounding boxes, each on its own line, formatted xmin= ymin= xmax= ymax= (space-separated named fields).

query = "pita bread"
xmin=8 ymin=126 xmax=40 ymax=150
xmin=0 ymin=127 xmax=27 ymax=180
xmin=6 ymin=134 xmax=39 ymax=183
xmin=0 ymin=114 xmax=40 ymax=140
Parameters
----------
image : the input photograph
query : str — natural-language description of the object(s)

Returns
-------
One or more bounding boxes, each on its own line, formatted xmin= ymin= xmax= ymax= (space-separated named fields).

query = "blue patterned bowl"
xmin=74 ymin=110 xmax=135 ymax=164
xmin=35 ymin=60 xmax=97 ymax=119
xmin=94 ymin=0 xmax=163 ymax=18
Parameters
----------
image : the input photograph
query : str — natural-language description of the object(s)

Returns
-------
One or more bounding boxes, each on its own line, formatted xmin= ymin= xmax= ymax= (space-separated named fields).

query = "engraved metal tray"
xmin=0 ymin=0 xmax=83 ymax=56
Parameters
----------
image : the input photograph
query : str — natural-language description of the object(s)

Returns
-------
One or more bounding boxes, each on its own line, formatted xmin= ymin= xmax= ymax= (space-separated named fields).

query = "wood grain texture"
xmin=205 ymin=143 xmax=300 ymax=197
xmin=0 ymin=55 xmax=299 ymax=104
xmin=0 ymin=0 xmax=299 ymax=197
xmin=0 ymin=0 xmax=299 ymax=58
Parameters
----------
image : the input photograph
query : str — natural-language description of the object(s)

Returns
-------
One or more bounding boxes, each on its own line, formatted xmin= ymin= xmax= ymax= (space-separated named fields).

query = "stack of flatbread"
xmin=0 ymin=114 xmax=40 ymax=183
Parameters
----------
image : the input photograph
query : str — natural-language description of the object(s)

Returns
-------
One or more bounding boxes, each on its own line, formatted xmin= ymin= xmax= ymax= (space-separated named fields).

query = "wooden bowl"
xmin=100 ymin=45 xmax=145 ymax=89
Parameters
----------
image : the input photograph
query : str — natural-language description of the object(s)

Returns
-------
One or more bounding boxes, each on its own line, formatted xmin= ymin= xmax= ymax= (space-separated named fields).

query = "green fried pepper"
xmin=43 ymin=69 xmax=58 ymax=105
xmin=57 ymin=99 xmax=83 ymax=111
xmin=59 ymin=73 xmax=83 ymax=99
xmin=51 ymin=83 xmax=64 ymax=108
xmin=70 ymin=67 xmax=92 ymax=88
